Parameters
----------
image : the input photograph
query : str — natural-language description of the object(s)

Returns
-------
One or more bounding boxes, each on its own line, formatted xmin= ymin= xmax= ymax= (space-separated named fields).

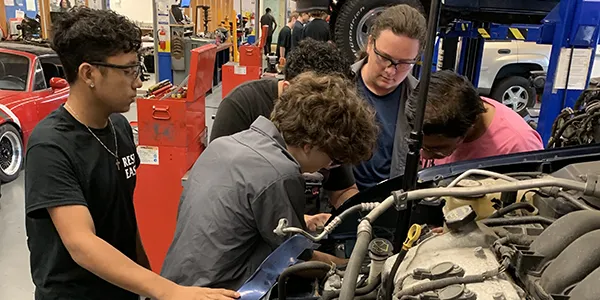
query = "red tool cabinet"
xmin=221 ymin=25 xmax=269 ymax=98
xmin=134 ymin=44 xmax=217 ymax=272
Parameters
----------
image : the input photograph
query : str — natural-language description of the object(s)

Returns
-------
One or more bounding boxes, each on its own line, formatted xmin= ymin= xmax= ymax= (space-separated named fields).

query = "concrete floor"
xmin=0 ymin=76 xmax=221 ymax=299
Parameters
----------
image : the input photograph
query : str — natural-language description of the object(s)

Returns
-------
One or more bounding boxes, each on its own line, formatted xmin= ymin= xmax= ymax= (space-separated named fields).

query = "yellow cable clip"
xmin=402 ymin=224 xmax=423 ymax=251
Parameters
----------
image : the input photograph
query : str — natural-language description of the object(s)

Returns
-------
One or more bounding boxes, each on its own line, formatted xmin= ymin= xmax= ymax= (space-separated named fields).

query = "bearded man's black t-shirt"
xmin=25 ymin=105 xmax=140 ymax=300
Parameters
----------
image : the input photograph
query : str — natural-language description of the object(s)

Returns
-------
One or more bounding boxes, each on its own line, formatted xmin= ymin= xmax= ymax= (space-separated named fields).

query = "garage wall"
xmin=110 ymin=0 xmax=153 ymax=23
xmin=233 ymin=0 xmax=255 ymax=13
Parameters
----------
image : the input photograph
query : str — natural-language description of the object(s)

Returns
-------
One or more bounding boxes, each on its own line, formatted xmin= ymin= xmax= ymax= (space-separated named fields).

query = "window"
xmin=0 ymin=53 xmax=30 ymax=91
xmin=33 ymin=61 xmax=47 ymax=91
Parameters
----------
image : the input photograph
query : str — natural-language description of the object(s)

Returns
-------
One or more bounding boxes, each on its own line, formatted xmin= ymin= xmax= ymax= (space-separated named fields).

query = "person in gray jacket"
xmin=333 ymin=4 xmax=427 ymax=200
xmin=160 ymin=72 xmax=378 ymax=290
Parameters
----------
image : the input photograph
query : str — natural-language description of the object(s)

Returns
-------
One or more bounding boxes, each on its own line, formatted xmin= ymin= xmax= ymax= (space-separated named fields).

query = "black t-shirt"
xmin=210 ymin=78 xmax=355 ymax=195
xmin=277 ymin=25 xmax=292 ymax=59
xmin=291 ymin=20 xmax=304 ymax=50
xmin=302 ymin=19 xmax=331 ymax=43
xmin=260 ymin=14 xmax=276 ymax=35
xmin=25 ymin=105 xmax=140 ymax=300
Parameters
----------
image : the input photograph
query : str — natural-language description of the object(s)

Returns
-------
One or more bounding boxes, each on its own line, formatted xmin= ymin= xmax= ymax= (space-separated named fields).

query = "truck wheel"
xmin=491 ymin=76 xmax=537 ymax=117
xmin=0 ymin=124 xmax=23 ymax=183
xmin=333 ymin=0 xmax=425 ymax=60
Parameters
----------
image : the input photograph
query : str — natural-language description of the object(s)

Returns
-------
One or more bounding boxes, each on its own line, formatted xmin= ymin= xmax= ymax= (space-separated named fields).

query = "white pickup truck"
xmin=462 ymin=40 xmax=551 ymax=115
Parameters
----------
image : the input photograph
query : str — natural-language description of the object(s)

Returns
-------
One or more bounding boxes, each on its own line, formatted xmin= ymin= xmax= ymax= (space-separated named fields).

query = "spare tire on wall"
xmin=333 ymin=0 xmax=425 ymax=60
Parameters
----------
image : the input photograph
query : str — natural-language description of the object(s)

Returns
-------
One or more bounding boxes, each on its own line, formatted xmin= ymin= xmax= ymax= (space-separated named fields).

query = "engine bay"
xmin=270 ymin=160 xmax=600 ymax=300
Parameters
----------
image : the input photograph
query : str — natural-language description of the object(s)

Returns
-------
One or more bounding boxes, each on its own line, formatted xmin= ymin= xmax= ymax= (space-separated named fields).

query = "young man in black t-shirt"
xmin=277 ymin=12 xmax=296 ymax=65
xmin=291 ymin=11 xmax=309 ymax=50
xmin=260 ymin=8 xmax=277 ymax=55
xmin=210 ymin=39 xmax=357 ymax=213
xmin=24 ymin=7 xmax=239 ymax=300
xmin=301 ymin=10 xmax=331 ymax=43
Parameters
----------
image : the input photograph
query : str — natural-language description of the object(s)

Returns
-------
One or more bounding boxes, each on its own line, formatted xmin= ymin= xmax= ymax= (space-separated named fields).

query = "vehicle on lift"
xmin=325 ymin=0 xmax=559 ymax=59
xmin=0 ymin=42 xmax=69 ymax=183
xmin=314 ymin=0 xmax=556 ymax=115
xmin=466 ymin=41 xmax=551 ymax=116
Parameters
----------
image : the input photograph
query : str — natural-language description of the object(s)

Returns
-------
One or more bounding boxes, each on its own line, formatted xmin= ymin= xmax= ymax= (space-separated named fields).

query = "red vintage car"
xmin=0 ymin=42 xmax=68 ymax=182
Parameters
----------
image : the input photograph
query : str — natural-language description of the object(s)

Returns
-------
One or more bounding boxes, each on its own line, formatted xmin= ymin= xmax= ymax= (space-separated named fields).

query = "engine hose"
xmin=481 ymin=216 xmax=555 ymax=227
xmin=277 ymin=261 xmax=332 ymax=300
xmin=539 ymin=187 xmax=595 ymax=211
xmin=495 ymin=232 xmax=536 ymax=246
xmin=558 ymin=191 xmax=595 ymax=211
xmin=338 ymin=221 xmax=372 ymax=300
xmin=383 ymin=249 xmax=409 ymax=300
xmin=320 ymin=274 xmax=382 ymax=300
xmin=489 ymin=202 xmax=537 ymax=218
xmin=549 ymin=114 xmax=588 ymax=148
xmin=337 ymin=203 xmax=375 ymax=221
xmin=395 ymin=260 xmax=506 ymax=298
xmin=340 ymin=177 xmax=592 ymax=300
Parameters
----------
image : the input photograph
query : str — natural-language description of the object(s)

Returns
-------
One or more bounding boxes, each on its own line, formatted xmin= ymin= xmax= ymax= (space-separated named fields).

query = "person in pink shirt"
xmin=405 ymin=70 xmax=544 ymax=168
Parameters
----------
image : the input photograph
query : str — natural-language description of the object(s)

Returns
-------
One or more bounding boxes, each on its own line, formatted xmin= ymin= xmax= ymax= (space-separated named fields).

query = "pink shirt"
xmin=431 ymin=97 xmax=543 ymax=166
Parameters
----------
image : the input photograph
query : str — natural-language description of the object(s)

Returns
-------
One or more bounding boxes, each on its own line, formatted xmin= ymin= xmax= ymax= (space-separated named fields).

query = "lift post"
xmin=536 ymin=0 xmax=600 ymax=144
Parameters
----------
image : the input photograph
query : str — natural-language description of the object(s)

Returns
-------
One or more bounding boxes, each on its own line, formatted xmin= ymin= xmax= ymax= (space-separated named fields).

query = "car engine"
xmin=274 ymin=160 xmax=600 ymax=300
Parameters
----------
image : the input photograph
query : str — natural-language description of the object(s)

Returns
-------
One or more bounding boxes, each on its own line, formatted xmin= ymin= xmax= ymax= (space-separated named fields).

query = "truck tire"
xmin=0 ymin=124 xmax=23 ymax=183
xmin=491 ymin=76 xmax=537 ymax=117
xmin=333 ymin=0 xmax=425 ymax=60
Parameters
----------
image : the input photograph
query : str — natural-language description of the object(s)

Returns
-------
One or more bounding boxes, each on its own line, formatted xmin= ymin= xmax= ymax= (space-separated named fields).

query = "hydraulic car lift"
xmin=437 ymin=0 xmax=600 ymax=145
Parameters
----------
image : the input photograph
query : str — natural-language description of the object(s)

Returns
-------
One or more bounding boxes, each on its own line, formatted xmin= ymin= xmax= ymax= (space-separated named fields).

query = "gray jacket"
xmin=351 ymin=58 xmax=418 ymax=178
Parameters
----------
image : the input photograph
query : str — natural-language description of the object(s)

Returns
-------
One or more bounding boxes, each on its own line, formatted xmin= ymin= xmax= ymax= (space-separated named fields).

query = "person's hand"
xmin=279 ymin=57 xmax=286 ymax=66
xmin=304 ymin=213 xmax=331 ymax=232
xmin=161 ymin=286 xmax=240 ymax=300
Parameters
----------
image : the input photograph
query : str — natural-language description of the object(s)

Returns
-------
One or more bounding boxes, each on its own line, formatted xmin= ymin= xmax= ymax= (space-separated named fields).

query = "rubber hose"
xmin=551 ymin=114 xmax=588 ymax=147
xmin=321 ymin=273 xmax=382 ymax=300
xmin=489 ymin=202 xmax=537 ymax=218
xmin=503 ymin=233 xmax=536 ymax=246
xmin=558 ymin=191 xmax=595 ymax=211
xmin=481 ymin=216 xmax=555 ymax=227
xmin=337 ymin=204 xmax=368 ymax=221
xmin=278 ymin=261 xmax=331 ymax=300
xmin=338 ymin=229 xmax=371 ymax=300
xmin=384 ymin=249 xmax=409 ymax=300
xmin=395 ymin=266 xmax=500 ymax=298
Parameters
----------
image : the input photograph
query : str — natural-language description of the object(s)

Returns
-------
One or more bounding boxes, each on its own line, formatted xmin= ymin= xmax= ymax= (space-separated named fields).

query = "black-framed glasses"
xmin=88 ymin=61 xmax=143 ymax=79
xmin=421 ymin=136 xmax=465 ymax=158
xmin=372 ymin=39 xmax=418 ymax=71
xmin=328 ymin=159 xmax=343 ymax=169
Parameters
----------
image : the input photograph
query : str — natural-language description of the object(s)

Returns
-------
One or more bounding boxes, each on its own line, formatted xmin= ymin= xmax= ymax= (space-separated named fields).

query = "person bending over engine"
xmin=211 ymin=39 xmax=356 ymax=211
xmin=160 ymin=73 xmax=378 ymax=290
xmin=406 ymin=70 xmax=543 ymax=167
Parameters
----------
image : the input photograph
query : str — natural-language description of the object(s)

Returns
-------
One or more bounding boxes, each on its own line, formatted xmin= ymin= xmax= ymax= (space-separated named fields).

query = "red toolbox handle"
xmin=245 ymin=48 xmax=255 ymax=54
xmin=152 ymin=105 xmax=171 ymax=120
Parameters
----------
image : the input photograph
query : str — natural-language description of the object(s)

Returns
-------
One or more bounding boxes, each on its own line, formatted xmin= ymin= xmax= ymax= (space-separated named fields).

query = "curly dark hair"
xmin=271 ymin=72 xmax=378 ymax=164
xmin=51 ymin=7 xmax=142 ymax=83
xmin=406 ymin=70 xmax=486 ymax=138
xmin=284 ymin=39 xmax=354 ymax=81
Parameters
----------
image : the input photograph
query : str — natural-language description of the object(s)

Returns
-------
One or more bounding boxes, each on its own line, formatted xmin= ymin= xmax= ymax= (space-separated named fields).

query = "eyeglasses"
xmin=372 ymin=39 xmax=418 ymax=71
xmin=88 ymin=61 xmax=143 ymax=80
xmin=324 ymin=158 xmax=343 ymax=170
xmin=421 ymin=145 xmax=455 ymax=158
xmin=421 ymin=137 xmax=465 ymax=158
